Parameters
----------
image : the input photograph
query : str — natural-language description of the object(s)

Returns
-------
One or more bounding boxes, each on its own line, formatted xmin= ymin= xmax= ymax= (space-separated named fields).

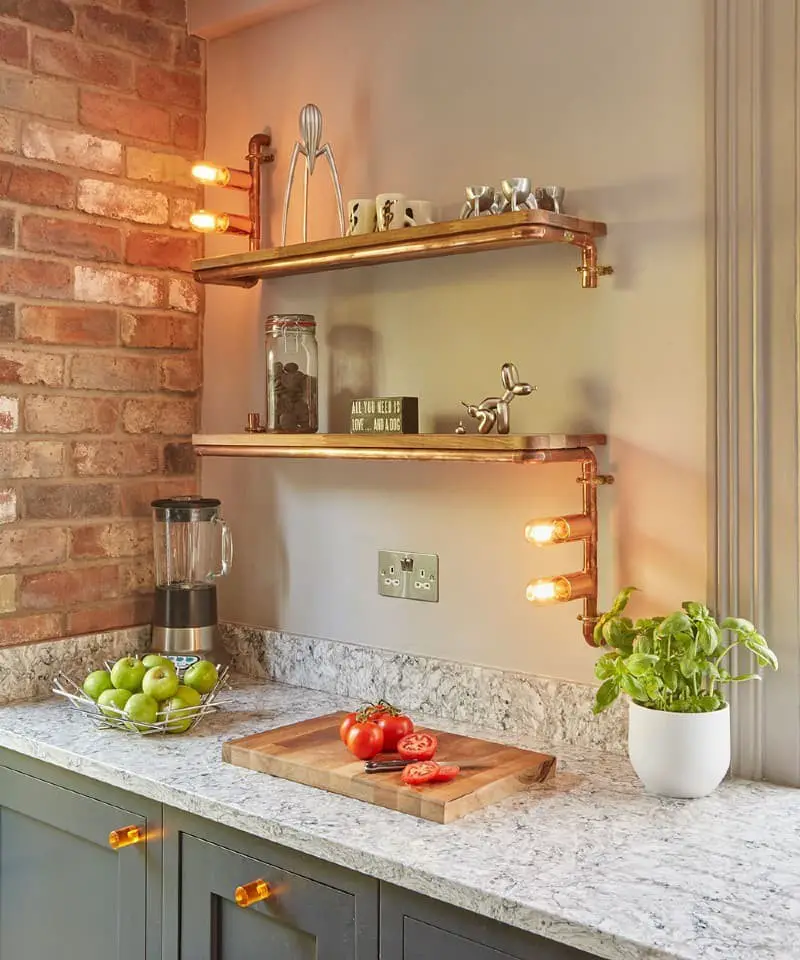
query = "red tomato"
xmin=345 ymin=721 xmax=384 ymax=760
xmin=397 ymin=732 xmax=438 ymax=761
xmin=401 ymin=761 xmax=440 ymax=786
xmin=431 ymin=764 xmax=460 ymax=782
xmin=339 ymin=712 xmax=358 ymax=743
xmin=376 ymin=714 xmax=414 ymax=752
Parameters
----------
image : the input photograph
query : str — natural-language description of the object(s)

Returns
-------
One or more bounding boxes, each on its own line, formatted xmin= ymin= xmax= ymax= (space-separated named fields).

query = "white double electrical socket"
xmin=378 ymin=550 xmax=439 ymax=603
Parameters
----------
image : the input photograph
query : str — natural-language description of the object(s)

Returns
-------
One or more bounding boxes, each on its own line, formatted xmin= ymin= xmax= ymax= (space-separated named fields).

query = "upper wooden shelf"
xmin=191 ymin=210 xmax=611 ymax=289
xmin=192 ymin=432 xmax=606 ymax=464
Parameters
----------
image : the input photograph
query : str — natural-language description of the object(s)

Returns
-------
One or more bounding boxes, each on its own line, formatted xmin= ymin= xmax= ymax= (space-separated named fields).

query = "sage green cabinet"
xmin=162 ymin=809 xmax=379 ymax=960
xmin=0 ymin=752 xmax=162 ymax=960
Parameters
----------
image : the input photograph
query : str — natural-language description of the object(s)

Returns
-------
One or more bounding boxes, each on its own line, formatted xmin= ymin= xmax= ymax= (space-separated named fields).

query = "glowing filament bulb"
xmin=524 ymin=514 xmax=592 ymax=546
xmin=191 ymin=162 xmax=231 ymax=186
xmin=526 ymin=522 xmax=560 ymax=544
xmin=526 ymin=579 xmax=559 ymax=602
xmin=189 ymin=210 xmax=230 ymax=233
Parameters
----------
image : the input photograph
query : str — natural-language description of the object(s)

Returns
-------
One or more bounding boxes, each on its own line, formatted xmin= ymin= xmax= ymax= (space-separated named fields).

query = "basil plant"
xmin=592 ymin=588 xmax=778 ymax=715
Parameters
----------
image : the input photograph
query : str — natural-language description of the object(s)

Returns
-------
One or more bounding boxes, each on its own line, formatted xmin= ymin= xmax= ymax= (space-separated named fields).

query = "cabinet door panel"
xmin=180 ymin=834 xmax=356 ymax=960
xmin=0 ymin=765 xmax=146 ymax=960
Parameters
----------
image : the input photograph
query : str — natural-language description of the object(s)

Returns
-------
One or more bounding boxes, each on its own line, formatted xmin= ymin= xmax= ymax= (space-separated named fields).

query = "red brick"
xmin=120 ymin=558 xmax=153 ymax=594
xmin=0 ymin=207 xmax=13 ymax=247
xmin=21 ymin=215 xmax=123 ymax=262
xmin=0 ymin=21 xmax=28 ymax=69
xmin=0 ymin=256 xmax=71 ymax=298
xmin=65 ymin=596 xmax=150 ymax=635
xmin=25 ymin=395 xmax=119 ymax=434
xmin=122 ymin=397 xmax=194 ymax=434
xmin=159 ymin=354 xmax=199 ymax=392
xmin=125 ymin=230 xmax=197 ymax=271
xmin=136 ymin=63 xmax=202 ymax=110
xmin=168 ymin=276 xmax=198 ymax=313
xmin=21 ymin=565 xmax=119 ymax=610
xmin=120 ymin=311 xmax=197 ymax=349
xmin=70 ymin=519 xmax=150 ymax=559
xmin=0 ymin=612 xmax=62 ymax=646
xmin=80 ymin=89 xmax=170 ymax=144
xmin=73 ymin=264 xmax=162 ymax=308
xmin=0 ymin=0 xmax=75 ymax=32
xmin=20 ymin=305 xmax=116 ymax=346
xmin=121 ymin=0 xmax=185 ymax=25
xmin=0 ymin=302 xmax=14 ymax=339
xmin=174 ymin=34 xmax=203 ymax=70
xmin=163 ymin=440 xmax=193 ymax=473
xmin=126 ymin=146 xmax=193 ymax=187
xmin=0 ymin=111 xmax=17 ymax=153
xmin=0 ymin=440 xmax=63 ymax=478
xmin=77 ymin=178 xmax=168 ymax=225
xmin=119 ymin=476 xmax=195 ymax=516
xmin=172 ymin=112 xmax=201 ymax=151
xmin=22 ymin=121 xmax=122 ymax=175
xmin=0 ymin=394 xmax=18 ymax=431
xmin=0 ymin=347 xmax=63 ymax=386
xmin=23 ymin=481 xmax=117 ymax=520
xmin=0 ymin=159 xmax=73 ymax=209
xmin=31 ymin=36 xmax=133 ymax=90
xmin=0 ymin=525 xmax=66 ymax=565
xmin=69 ymin=353 xmax=157 ymax=391
xmin=0 ymin=486 xmax=16 ymax=522
xmin=0 ymin=71 xmax=77 ymax=123
xmin=78 ymin=6 xmax=172 ymax=61
xmin=71 ymin=439 xmax=159 ymax=477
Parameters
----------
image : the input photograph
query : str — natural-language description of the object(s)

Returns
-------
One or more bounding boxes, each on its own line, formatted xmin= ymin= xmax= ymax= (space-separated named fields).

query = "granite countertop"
xmin=0 ymin=679 xmax=798 ymax=960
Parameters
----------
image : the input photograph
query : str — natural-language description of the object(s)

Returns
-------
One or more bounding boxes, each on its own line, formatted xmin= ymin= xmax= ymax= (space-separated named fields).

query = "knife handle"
xmin=364 ymin=758 xmax=410 ymax=773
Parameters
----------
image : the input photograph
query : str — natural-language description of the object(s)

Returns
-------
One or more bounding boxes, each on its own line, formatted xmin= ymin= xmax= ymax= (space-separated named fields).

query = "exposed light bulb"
xmin=525 ymin=572 xmax=594 ymax=604
xmin=524 ymin=514 xmax=592 ymax=546
xmin=189 ymin=210 xmax=230 ymax=233
xmin=191 ymin=162 xmax=231 ymax=186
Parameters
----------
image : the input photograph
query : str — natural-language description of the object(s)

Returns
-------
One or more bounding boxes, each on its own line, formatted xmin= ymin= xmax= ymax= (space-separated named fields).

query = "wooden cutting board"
xmin=222 ymin=712 xmax=556 ymax=824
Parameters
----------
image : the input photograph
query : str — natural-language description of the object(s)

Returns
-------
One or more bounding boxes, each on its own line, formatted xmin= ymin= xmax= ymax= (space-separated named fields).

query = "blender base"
xmin=151 ymin=625 xmax=230 ymax=667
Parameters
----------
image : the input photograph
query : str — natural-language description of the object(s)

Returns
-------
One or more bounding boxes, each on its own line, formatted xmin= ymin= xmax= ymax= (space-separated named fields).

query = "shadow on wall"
xmin=327 ymin=324 xmax=379 ymax=432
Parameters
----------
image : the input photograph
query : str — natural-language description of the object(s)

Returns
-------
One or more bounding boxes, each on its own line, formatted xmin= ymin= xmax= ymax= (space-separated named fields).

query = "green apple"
xmin=123 ymin=693 xmax=159 ymax=731
xmin=97 ymin=687 xmax=132 ymax=719
xmin=110 ymin=657 xmax=147 ymax=693
xmin=83 ymin=669 xmax=113 ymax=701
xmin=158 ymin=695 xmax=195 ymax=734
xmin=174 ymin=684 xmax=202 ymax=708
xmin=142 ymin=654 xmax=175 ymax=671
xmin=141 ymin=666 xmax=179 ymax=701
xmin=183 ymin=660 xmax=218 ymax=695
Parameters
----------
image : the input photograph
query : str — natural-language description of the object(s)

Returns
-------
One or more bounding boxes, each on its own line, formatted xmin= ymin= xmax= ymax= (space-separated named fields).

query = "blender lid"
xmin=151 ymin=496 xmax=222 ymax=521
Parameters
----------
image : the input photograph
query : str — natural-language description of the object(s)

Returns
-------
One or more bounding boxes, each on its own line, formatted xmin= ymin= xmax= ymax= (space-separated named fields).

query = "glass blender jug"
xmin=150 ymin=497 xmax=232 ymax=663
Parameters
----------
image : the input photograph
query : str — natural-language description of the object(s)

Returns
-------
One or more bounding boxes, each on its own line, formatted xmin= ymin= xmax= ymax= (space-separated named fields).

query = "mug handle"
xmin=404 ymin=206 xmax=416 ymax=227
xmin=214 ymin=518 xmax=233 ymax=577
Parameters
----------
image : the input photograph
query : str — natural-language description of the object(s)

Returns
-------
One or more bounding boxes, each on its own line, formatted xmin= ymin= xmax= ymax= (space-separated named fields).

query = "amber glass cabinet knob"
xmin=108 ymin=825 xmax=145 ymax=850
xmin=235 ymin=879 xmax=271 ymax=908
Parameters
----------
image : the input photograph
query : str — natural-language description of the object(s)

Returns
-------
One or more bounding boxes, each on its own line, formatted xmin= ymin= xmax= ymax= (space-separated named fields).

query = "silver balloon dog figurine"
xmin=456 ymin=362 xmax=536 ymax=435
xmin=281 ymin=103 xmax=345 ymax=245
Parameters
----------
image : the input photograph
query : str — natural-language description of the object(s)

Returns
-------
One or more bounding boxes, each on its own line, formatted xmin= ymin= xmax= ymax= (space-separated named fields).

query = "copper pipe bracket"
xmin=572 ymin=239 xmax=613 ymax=288
xmin=246 ymin=132 xmax=276 ymax=252
xmin=576 ymin=452 xmax=613 ymax=645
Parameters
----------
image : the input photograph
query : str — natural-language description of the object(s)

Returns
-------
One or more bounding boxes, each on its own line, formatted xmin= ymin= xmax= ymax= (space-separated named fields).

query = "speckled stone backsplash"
xmin=220 ymin=623 xmax=627 ymax=754
xmin=0 ymin=626 xmax=150 ymax=706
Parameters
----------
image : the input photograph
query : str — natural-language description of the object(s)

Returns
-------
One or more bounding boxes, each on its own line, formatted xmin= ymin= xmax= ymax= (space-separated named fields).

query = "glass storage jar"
xmin=265 ymin=314 xmax=318 ymax=433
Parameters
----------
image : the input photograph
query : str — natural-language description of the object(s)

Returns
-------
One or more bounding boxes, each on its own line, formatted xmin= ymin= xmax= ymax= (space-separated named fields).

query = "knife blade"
xmin=364 ymin=758 xmax=483 ymax=773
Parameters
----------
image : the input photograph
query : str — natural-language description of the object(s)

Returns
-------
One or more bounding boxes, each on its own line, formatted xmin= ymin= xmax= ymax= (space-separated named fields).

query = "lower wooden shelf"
xmin=192 ymin=433 xmax=606 ymax=464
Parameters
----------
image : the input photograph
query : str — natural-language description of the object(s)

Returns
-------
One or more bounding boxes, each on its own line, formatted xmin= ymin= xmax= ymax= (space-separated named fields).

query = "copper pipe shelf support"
xmin=246 ymin=133 xmax=276 ymax=252
xmin=571 ymin=237 xmax=614 ymax=289
xmin=573 ymin=453 xmax=615 ymax=644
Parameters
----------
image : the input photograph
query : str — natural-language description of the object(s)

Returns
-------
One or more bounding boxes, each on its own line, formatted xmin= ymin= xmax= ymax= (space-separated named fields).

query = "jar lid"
xmin=265 ymin=314 xmax=315 ymax=331
xmin=151 ymin=496 xmax=221 ymax=522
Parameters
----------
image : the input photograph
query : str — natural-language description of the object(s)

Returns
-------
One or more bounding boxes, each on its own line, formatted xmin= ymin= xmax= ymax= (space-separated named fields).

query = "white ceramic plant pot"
xmin=628 ymin=701 xmax=730 ymax=798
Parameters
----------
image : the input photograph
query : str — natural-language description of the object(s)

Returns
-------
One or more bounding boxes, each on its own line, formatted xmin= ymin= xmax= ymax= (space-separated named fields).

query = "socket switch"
xmin=378 ymin=550 xmax=439 ymax=603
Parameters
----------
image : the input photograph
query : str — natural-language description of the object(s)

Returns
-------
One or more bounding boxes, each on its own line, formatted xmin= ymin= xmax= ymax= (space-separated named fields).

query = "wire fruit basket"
xmin=52 ymin=662 xmax=231 ymax=735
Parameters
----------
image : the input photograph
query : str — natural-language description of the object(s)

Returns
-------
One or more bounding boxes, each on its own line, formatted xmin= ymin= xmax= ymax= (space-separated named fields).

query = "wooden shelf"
xmin=192 ymin=432 xmax=606 ymax=464
xmin=191 ymin=210 xmax=610 ymax=288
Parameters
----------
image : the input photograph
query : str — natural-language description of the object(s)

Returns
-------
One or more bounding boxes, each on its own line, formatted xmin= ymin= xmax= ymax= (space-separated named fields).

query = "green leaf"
xmin=594 ymin=655 xmax=618 ymax=681
xmin=593 ymin=677 xmax=620 ymax=714
xmin=657 ymin=611 xmax=693 ymax=637
xmin=682 ymin=601 xmax=709 ymax=619
xmin=720 ymin=616 xmax=756 ymax=635
xmin=620 ymin=674 xmax=646 ymax=699
xmin=643 ymin=677 xmax=662 ymax=701
xmin=744 ymin=638 xmax=779 ymax=670
xmin=610 ymin=586 xmax=638 ymax=616
xmin=662 ymin=663 xmax=679 ymax=691
xmin=624 ymin=653 xmax=659 ymax=677
xmin=680 ymin=655 xmax=699 ymax=678
xmin=696 ymin=622 xmax=719 ymax=655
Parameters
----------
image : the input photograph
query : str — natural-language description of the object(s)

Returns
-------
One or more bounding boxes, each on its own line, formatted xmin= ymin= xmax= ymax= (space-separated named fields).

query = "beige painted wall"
xmin=201 ymin=0 xmax=708 ymax=683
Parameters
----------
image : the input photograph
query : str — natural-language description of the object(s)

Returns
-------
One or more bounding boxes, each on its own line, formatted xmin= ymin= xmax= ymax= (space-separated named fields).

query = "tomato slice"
xmin=431 ymin=764 xmax=460 ymax=782
xmin=397 ymin=732 xmax=438 ymax=761
xmin=401 ymin=761 xmax=440 ymax=786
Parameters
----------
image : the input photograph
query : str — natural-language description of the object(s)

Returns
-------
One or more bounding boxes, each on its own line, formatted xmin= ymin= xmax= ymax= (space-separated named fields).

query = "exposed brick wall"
xmin=0 ymin=0 xmax=204 ymax=644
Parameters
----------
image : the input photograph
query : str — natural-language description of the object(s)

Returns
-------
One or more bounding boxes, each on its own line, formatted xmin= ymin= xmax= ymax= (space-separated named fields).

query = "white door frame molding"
xmin=710 ymin=0 xmax=800 ymax=784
